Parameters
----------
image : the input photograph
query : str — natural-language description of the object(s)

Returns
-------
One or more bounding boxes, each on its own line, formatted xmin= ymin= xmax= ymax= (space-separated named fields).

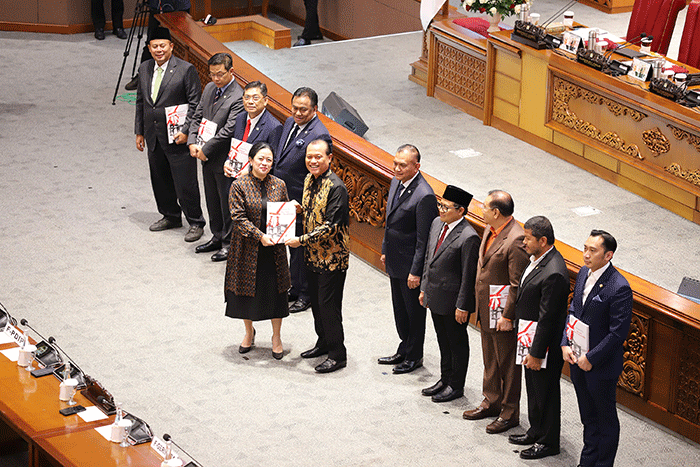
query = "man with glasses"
xmin=379 ymin=144 xmax=438 ymax=375
xmin=186 ymin=52 xmax=243 ymax=261
xmin=419 ymin=186 xmax=479 ymax=402
xmin=463 ymin=190 xmax=529 ymax=433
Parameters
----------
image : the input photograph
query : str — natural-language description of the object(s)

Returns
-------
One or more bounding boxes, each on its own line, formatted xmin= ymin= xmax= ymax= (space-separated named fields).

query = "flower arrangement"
xmin=461 ymin=0 xmax=531 ymax=18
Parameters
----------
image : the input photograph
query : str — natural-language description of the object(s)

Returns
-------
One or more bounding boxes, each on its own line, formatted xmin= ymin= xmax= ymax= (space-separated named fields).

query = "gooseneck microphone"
xmin=48 ymin=336 xmax=86 ymax=377
xmin=20 ymin=318 xmax=51 ymax=344
xmin=162 ymin=434 xmax=203 ymax=467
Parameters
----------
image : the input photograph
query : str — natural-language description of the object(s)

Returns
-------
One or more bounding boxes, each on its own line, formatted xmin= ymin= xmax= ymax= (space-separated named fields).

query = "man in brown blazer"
xmin=463 ymin=190 xmax=529 ymax=434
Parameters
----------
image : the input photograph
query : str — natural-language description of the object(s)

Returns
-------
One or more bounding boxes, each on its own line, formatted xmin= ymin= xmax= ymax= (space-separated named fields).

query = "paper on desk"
xmin=1 ymin=347 xmax=20 ymax=362
xmin=78 ymin=405 xmax=109 ymax=422
xmin=0 ymin=332 xmax=15 ymax=344
xmin=94 ymin=424 xmax=113 ymax=441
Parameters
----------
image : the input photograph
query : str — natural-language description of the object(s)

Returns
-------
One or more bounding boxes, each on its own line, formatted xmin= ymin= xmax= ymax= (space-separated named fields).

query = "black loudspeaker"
xmin=678 ymin=276 xmax=700 ymax=304
xmin=321 ymin=92 xmax=369 ymax=138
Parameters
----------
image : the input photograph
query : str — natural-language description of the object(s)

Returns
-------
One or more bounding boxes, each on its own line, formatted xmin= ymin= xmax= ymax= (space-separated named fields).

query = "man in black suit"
xmin=275 ymin=87 xmax=330 ymax=313
xmin=378 ymin=144 xmax=438 ymax=374
xmin=508 ymin=216 xmax=569 ymax=460
xmin=419 ymin=185 xmax=479 ymax=402
xmin=562 ymin=230 xmax=633 ymax=467
xmin=135 ymin=27 xmax=205 ymax=243
xmin=187 ymin=52 xmax=244 ymax=261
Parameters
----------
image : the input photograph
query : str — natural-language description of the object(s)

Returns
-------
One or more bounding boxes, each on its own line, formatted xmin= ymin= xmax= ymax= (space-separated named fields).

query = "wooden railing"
xmin=157 ymin=11 xmax=700 ymax=444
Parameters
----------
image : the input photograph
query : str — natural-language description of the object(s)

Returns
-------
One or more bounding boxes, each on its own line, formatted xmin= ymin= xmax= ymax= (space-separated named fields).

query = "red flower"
xmin=479 ymin=7 xmax=485 ymax=12
xmin=510 ymin=3 xmax=515 ymax=8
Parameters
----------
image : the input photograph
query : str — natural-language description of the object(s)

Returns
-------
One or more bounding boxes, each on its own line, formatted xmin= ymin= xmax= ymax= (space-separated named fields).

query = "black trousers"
xmin=300 ymin=0 xmax=321 ymax=39
xmin=91 ymin=0 xmax=124 ymax=29
xmin=430 ymin=312 xmax=469 ymax=390
xmin=389 ymin=277 xmax=426 ymax=361
xmin=202 ymin=163 xmax=233 ymax=243
xmin=307 ymin=269 xmax=347 ymax=362
xmin=289 ymin=218 xmax=309 ymax=301
xmin=524 ymin=358 xmax=564 ymax=448
xmin=148 ymin=139 xmax=205 ymax=227
xmin=570 ymin=367 xmax=620 ymax=467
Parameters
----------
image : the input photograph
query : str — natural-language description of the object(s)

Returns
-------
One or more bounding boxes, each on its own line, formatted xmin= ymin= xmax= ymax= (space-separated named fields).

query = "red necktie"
xmin=434 ymin=224 xmax=448 ymax=254
xmin=242 ymin=119 xmax=251 ymax=142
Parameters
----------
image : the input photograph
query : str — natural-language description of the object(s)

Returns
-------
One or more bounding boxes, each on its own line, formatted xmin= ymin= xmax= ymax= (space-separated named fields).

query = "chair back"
xmin=678 ymin=0 xmax=700 ymax=67
xmin=626 ymin=0 xmax=687 ymax=55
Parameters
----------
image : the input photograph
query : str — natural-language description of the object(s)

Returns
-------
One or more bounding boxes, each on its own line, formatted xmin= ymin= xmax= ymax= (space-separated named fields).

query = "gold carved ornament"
xmin=667 ymin=124 xmax=700 ymax=153
xmin=642 ymin=127 xmax=671 ymax=157
xmin=331 ymin=157 xmax=388 ymax=228
xmin=676 ymin=333 xmax=700 ymax=424
xmin=551 ymin=77 xmax=645 ymax=160
xmin=618 ymin=313 xmax=648 ymax=397
xmin=665 ymin=163 xmax=700 ymax=187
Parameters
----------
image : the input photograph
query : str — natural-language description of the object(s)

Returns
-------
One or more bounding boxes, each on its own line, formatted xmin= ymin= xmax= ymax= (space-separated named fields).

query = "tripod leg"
xmin=112 ymin=1 xmax=149 ymax=104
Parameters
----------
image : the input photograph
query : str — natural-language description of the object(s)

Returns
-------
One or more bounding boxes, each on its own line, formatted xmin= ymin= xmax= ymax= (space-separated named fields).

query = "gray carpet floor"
xmin=1 ymin=1 xmax=699 ymax=466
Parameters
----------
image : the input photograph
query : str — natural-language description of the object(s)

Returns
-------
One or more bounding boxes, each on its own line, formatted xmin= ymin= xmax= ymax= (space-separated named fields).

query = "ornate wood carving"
xmin=676 ymin=332 xmax=700 ymax=424
xmin=331 ymin=157 xmax=388 ymax=228
xmin=667 ymin=124 xmax=700 ymax=153
xmin=421 ymin=30 xmax=428 ymax=61
xmin=435 ymin=40 xmax=486 ymax=109
xmin=642 ymin=127 xmax=670 ymax=157
xmin=665 ymin=163 xmax=700 ymax=187
xmin=618 ymin=312 xmax=648 ymax=397
xmin=551 ymin=76 xmax=645 ymax=159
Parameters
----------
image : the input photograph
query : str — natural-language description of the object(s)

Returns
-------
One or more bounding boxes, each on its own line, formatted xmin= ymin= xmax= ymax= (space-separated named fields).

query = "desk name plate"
xmin=3 ymin=322 xmax=27 ymax=347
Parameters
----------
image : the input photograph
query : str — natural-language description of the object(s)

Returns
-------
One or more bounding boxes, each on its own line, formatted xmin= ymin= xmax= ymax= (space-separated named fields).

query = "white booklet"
xmin=195 ymin=118 xmax=218 ymax=146
xmin=566 ymin=314 xmax=590 ymax=359
xmin=489 ymin=285 xmax=509 ymax=329
xmin=266 ymin=202 xmax=296 ymax=244
xmin=516 ymin=319 xmax=548 ymax=368
xmin=226 ymin=138 xmax=253 ymax=178
xmin=164 ymin=104 xmax=189 ymax=144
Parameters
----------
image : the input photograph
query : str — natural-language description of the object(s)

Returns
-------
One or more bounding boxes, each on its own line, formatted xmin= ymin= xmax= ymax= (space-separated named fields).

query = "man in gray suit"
xmin=379 ymin=144 xmax=438 ymax=374
xmin=135 ymin=27 xmax=205 ymax=242
xmin=187 ymin=52 xmax=244 ymax=262
xmin=419 ymin=185 xmax=480 ymax=402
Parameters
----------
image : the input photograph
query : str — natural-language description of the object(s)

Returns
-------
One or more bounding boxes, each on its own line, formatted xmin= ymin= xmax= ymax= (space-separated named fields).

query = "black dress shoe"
xmin=94 ymin=28 xmax=105 ymax=40
xmin=462 ymin=405 xmax=500 ymax=420
xmin=315 ymin=358 xmax=346 ymax=373
xmin=211 ymin=247 xmax=229 ymax=262
xmin=421 ymin=380 xmax=446 ymax=396
xmin=113 ymin=27 xmax=127 ymax=39
xmin=288 ymin=293 xmax=298 ymax=302
xmin=508 ymin=433 xmax=537 ymax=445
xmin=293 ymin=37 xmax=311 ymax=47
xmin=519 ymin=443 xmax=559 ymax=459
xmin=392 ymin=358 xmax=423 ymax=374
xmin=289 ymin=298 xmax=311 ymax=313
xmin=431 ymin=385 xmax=463 ymax=403
xmin=149 ymin=217 xmax=182 ymax=231
xmin=195 ymin=238 xmax=222 ymax=253
xmin=377 ymin=353 xmax=405 ymax=365
xmin=300 ymin=346 xmax=328 ymax=359
xmin=125 ymin=74 xmax=139 ymax=91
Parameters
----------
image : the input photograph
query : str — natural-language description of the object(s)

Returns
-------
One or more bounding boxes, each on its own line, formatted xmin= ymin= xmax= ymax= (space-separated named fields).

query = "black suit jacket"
xmin=135 ymin=56 xmax=201 ymax=154
xmin=186 ymin=80 xmax=244 ymax=170
xmin=514 ymin=247 xmax=570 ymax=361
xmin=233 ymin=109 xmax=283 ymax=149
xmin=273 ymin=115 xmax=330 ymax=203
xmin=382 ymin=172 xmax=438 ymax=279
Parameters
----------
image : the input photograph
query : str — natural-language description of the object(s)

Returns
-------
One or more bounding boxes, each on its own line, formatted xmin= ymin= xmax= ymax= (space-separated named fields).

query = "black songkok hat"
xmin=149 ymin=27 xmax=172 ymax=42
xmin=442 ymin=185 xmax=473 ymax=208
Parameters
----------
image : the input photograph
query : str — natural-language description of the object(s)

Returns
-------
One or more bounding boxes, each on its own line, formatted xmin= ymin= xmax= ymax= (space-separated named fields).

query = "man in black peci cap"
xmin=419 ymin=185 xmax=480 ymax=403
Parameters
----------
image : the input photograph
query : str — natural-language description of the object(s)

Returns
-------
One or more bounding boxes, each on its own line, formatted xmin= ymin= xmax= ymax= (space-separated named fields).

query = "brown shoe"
xmin=184 ymin=225 xmax=204 ymax=242
xmin=463 ymin=406 xmax=499 ymax=420
xmin=486 ymin=417 xmax=519 ymax=434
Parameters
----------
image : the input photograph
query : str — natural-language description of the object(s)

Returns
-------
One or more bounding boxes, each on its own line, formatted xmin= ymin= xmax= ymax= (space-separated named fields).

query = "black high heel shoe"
xmin=239 ymin=329 xmax=255 ymax=354
xmin=272 ymin=338 xmax=283 ymax=360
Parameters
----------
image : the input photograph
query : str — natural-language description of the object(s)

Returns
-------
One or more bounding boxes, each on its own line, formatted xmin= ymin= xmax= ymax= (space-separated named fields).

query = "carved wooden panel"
xmin=435 ymin=40 xmax=486 ymax=109
xmin=676 ymin=332 xmax=700 ymax=424
xmin=618 ymin=312 xmax=649 ymax=397
xmin=331 ymin=157 xmax=388 ymax=228
xmin=172 ymin=38 xmax=211 ymax=91
xmin=421 ymin=30 xmax=428 ymax=61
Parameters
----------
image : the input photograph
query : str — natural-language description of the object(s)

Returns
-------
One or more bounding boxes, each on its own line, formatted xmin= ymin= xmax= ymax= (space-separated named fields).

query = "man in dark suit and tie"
xmin=378 ymin=144 xmax=438 ymax=374
xmin=508 ymin=216 xmax=569 ymax=460
xmin=187 ymin=52 xmax=244 ymax=262
xmin=562 ymin=230 xmax=633 ymax=467
xmin=229 ymin=81 xmax=283 ymax=156
xmin=275 ymin=87 xmax=330 ymax=313
xmin=419 ymin=186 xmax=480 ymax=402
xmin=135 ymin=27 xmax=205 ymax=243
xmin=463 ymin=190 xmax=529 ymax=434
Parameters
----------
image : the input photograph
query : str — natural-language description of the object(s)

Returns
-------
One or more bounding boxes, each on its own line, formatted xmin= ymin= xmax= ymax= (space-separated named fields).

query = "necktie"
xmin=242 ymin=119 xmax=251 ymax=142
xmin=151 ymin=67 xmax=163 ymax=102
xmin=434 ymin=224 xmax=449 ymax=254
xmin=284 ymin=124 xmax=299 ymax=150
xmin=214 ymin=87 xmax=223 ymax=103
xmin=392 ymin=184 xmax=403 ymax=208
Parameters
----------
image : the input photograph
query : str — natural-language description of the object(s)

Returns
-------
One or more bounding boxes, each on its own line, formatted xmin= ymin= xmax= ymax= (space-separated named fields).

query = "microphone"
xmin=0 ymin=300 xmax=17 ymax=327
xmin=48 ymin=336 xmax=86 ymax=378
xmin=604 ymin=33 xmax=648 ymax=60
xmin=542 ymin=0 xmax=578 ymax=28
xmin=162 ymin=434 xmax=203 ymax=467
xmin=20 ymin=318 xmax=51 ymax=344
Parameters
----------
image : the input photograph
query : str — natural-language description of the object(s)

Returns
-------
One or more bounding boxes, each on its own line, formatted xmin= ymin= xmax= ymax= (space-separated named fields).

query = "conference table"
xmin=0 ymin=340 xmax=162 ymax=467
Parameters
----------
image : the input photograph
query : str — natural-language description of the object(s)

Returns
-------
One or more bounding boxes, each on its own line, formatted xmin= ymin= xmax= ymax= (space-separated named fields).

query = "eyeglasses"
xmin=243 ymin=95 xmax=263 ymax=102
xmin=209 ymin=71 xmax=229 ymax=79
xmin=437 ymin=202 xmax=455 ymax=212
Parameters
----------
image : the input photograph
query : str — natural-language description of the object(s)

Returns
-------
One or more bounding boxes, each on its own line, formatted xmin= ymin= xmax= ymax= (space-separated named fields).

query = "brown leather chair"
xmin=626 ymin=0 xmax=687 ymax=56
xmin=678 ymin=0 xmax=700 ymax=67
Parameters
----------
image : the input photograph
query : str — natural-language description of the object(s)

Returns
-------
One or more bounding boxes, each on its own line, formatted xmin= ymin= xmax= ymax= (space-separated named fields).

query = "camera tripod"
xmin=112 ymin=0 xmax=150 ymax=105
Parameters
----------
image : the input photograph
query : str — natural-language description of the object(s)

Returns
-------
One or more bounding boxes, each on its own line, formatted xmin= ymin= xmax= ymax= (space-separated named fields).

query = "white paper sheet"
xmin=1 ymin=347 xmax=20 ymax=362
xmin=95 ymin=424 xmax=113 ymax=441
xmin=78 ymin=405 xmax=109 ymax=422
xmin=0 ymin=332 xmax=15 ymax=344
